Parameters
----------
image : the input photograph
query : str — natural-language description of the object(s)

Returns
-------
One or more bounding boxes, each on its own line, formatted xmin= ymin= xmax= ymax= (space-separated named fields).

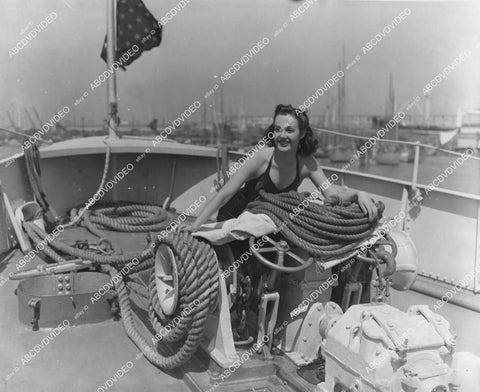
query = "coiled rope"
xmin=111 ymin=232 xmax=218 ymax=369
xmin=21 ymin=205 xmax=219 ymax=370
xmin=85 ymin=204 xmax=173 ymax=232
xmin=247 ymin=190 xmax=384 ymax=260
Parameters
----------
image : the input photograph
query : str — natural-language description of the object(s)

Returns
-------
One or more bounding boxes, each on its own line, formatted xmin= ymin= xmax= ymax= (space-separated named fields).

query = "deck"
xmin=0 ymin=226 xmax=191 ymax=392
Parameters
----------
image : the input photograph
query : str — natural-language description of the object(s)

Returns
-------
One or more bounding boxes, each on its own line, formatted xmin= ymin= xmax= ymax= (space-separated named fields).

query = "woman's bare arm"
xmin=191 ymin=152 xmax=265 ymax=229
xmin=305 ymin=155 xmax=378 ymax=220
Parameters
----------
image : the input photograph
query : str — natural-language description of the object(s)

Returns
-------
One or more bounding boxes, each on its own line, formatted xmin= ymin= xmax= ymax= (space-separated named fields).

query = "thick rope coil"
xmin=247 ymin=190 xmax=384 ymax=260
xmin=23 ymin=205 xmax=219 ymax=370
xmin=115 ymin=231 xmax=219 ymax=369
xmin=88 ymin=205 xmax=174 ymax=232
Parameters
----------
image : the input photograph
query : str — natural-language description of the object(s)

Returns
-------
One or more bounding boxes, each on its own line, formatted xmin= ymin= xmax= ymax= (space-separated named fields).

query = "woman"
xmin=190 ymin=104 xmax=377 ymax=231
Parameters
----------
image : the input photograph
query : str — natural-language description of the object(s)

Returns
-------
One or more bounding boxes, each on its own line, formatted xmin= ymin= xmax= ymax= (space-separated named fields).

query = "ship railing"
xmin=313 ymin=126 xmax=479 ymax=193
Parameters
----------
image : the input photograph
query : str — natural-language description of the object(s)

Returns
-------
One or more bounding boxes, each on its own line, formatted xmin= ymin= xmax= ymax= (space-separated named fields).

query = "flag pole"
xmin=106 ymin=0 xmax=119 ymax=138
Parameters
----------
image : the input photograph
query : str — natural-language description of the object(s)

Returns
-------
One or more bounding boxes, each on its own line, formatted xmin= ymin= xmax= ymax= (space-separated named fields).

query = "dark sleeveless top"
xmin=217 ymin=153 xmax=301 ymax=221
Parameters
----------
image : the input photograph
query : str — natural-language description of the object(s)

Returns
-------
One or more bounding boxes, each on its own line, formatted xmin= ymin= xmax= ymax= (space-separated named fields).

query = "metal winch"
xmin=316 ymin=303 xmax=480 ymax=392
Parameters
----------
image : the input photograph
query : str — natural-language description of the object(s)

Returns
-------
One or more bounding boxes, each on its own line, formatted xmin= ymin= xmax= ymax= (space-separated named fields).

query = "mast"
xmin=336 ymin=47 xmax=346 ymax=133
xmin=32 ymin=107 xmax=42 ymax=127
xmin=218 ymin=85 xmax=228 ymax=184
xmin=6 ymin=111 xmax=17 ymax=131
xmin=388 ymin=73 xmax=398 ymax=140
xmin=424 ymin=93 xmax=431 ymax=125
xmin=106 ymin=0 xmax=119 ymax=138
xmin=388 ymin=72 xmax=396 ymax=119
xmin=208 ymin=102 xmax=214 ymax=145
xmin=336 ymin=61 xmax=345 ymax=132
xmin=220 ymin=82 xmax=225 ymax=141
xmin=237 ymin=96 xmax=246 ymax=132
xmin=342 ymin=46 xmax=346 ymax=127
xmin=25 ymin=108 xmax=36 ymax=130
xmin=202 ymin=98 xmax=207 ymax=131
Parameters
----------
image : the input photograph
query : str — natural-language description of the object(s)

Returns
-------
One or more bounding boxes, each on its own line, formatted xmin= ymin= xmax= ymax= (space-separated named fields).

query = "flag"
xmin=101 ymin=0 xmax=162 ymax=68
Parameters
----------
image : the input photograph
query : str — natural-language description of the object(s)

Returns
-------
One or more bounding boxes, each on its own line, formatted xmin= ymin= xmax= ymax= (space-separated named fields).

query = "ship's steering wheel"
xmin=249 ymin=235 xmax=313 ymax=273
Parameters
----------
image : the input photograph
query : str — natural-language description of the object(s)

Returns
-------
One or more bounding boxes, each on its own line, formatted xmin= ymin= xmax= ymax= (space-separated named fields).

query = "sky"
xmin=1 ymin=0 xmax=479 ymax=127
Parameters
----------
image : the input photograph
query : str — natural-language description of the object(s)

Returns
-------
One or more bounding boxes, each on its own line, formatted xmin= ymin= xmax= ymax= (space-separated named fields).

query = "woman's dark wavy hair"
xmin=264 ymin=104 xmax=318 ymax=156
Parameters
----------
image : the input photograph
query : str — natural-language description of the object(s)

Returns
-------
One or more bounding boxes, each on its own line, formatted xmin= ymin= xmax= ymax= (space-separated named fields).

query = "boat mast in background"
xmin=5 ymin=111 xmax=18 ymax=132
xmin=387 ymin=72 xmax=398 ymax=140
xmin=32 ymin=107 xmax=43 ymax=128
xmin=336 ymin=48 xmax=346 ymax=133
xmin=424 ymin=92 xmax=431 ymax=125
xmin=24 ymin=108 xmax=36 ymax=131
xmin=106 ymin=0 xmax=119 ymax=138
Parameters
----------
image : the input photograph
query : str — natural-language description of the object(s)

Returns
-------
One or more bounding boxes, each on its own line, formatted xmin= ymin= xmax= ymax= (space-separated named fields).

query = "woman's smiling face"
xmin=273 ymin=114 xmax=304 ymax=153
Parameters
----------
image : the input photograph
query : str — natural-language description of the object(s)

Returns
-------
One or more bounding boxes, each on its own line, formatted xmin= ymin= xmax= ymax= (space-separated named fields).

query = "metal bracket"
xmin=257 ymin=292 xmax=279 ymax=359
xmin=342 ymin=282 xmax=363 ymax=311
xmin=28 ymin=297 xmax=41 ymax=331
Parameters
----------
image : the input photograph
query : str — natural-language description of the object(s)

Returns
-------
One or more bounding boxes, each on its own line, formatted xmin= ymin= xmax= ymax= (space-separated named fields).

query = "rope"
xmin=63 ymin=140 xmax=111 ymax=228
xmin=23 ymin=221 xmax=154 ymax=265
xmin=24 ymin=141 xmax=61 ymax=225
xmin=112 ymin=231 xmax=218 ymax=370
xmin=247 ymin=190 xmax=384 ymax=260
xmin=21 ymin=204 xmax=219 ymax=370
xmin=87 ymin=205 xmax=173 ymax=232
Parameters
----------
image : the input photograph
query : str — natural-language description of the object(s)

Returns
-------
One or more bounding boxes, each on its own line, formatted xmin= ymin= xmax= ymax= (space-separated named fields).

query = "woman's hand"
xmin=357 ymin=191 xmax=378 ymax=221
xmin=177 ymin=223 xmax=197 ymax=233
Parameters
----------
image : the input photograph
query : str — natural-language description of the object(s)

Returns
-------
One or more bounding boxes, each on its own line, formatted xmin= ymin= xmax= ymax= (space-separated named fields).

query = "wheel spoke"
xmin=264 ymin=236 xmax=276 ymax=246
xmin=286 ymin=251 xmax=307 ymax=265
xmin=257 ymin=247 xmax=277 ymax=254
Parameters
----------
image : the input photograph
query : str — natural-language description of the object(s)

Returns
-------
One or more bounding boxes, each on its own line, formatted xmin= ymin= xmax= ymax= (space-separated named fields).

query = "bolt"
xmin=303 ymin=337 xmax=307 ymax=342
xmin=65 ymin=276 xmax=70 ymax=282
xmin=308 ymin=322 xmax=312 ymax=327
xmin=65 ymin=284 xmax=71 ymax=290
xmin=58 ymin=276 xmax=63 ymax=282
xmin=57 ymin=284 xmax=63 ymax=290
